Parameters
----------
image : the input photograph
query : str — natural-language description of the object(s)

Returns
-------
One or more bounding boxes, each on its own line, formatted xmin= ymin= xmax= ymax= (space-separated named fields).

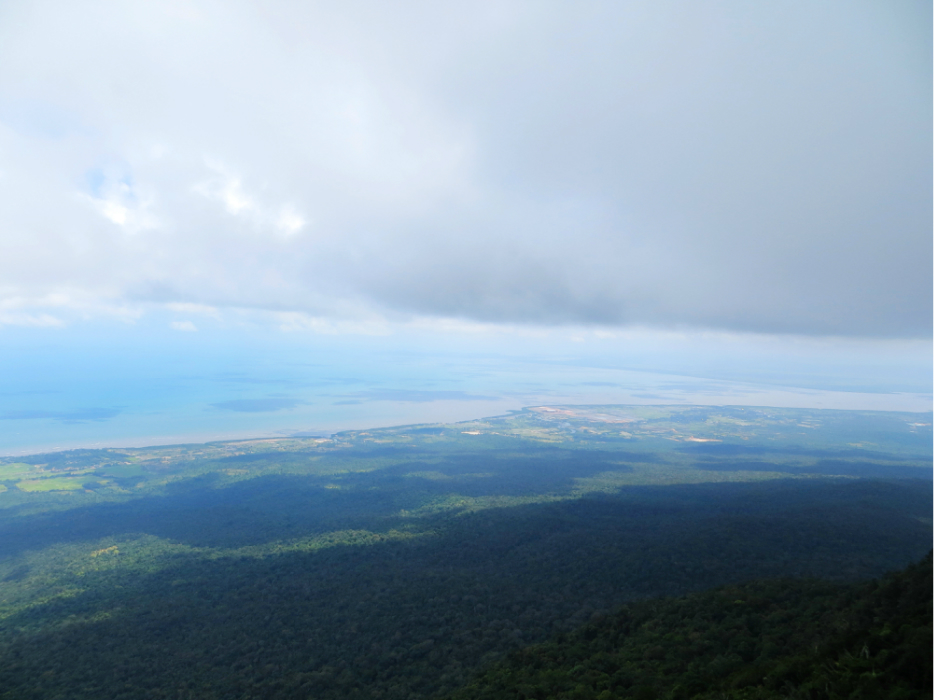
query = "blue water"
xmin=1 ymin=319 xmax=930 ymax=455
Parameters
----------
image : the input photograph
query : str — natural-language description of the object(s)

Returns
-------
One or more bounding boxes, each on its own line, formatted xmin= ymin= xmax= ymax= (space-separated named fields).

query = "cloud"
xmin=170 ymin=320 xmax=198 ymax=332
xmin=0 ymin=0 xmax=929 ymax=337
xmin=166 ymin=302 xmax=220 ymax=318
xmin=210 ymin=398 xmax=304 ymax=413
xmin=0 ymin=311 xmax=64 ymax=327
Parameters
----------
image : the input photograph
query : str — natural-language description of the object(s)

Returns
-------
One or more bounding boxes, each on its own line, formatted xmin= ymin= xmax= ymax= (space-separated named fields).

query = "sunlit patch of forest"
xmin=0 ymin=405 xmax=929 ymax=699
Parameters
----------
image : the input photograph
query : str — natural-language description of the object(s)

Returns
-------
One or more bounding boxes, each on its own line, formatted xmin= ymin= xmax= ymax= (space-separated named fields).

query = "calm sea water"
xmin=1 ymin=323 xmax=930 ymax=455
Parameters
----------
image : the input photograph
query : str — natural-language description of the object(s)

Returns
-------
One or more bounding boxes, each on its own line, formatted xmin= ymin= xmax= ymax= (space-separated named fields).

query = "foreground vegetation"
xmin=0 ymin=405 xmax=929 ymax=699
xmin=449 ymin=553 xmax=932 ymax=700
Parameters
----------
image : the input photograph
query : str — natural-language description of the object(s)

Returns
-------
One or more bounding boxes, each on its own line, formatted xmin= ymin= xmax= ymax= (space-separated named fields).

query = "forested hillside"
xmin=448 ymin=553 xmax=932 ymax=700
xmin=0 ymin=405 xmax=929 ymax=699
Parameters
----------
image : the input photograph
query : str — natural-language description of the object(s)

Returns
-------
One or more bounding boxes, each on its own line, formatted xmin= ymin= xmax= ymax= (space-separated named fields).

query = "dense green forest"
xmin=448 ymin=553 xmax=932 ymax=700
xmin=0 ymin=405 xmax=929 ymax=699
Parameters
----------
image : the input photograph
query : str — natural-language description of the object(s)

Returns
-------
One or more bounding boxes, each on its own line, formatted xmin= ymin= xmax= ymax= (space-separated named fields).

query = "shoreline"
xmin=3 ymin=400 xmax=931 ymax=459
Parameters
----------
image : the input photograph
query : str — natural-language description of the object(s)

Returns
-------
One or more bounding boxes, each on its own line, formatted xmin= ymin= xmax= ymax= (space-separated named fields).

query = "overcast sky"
xmin=0 ymin=0 xmax=930 ymax=338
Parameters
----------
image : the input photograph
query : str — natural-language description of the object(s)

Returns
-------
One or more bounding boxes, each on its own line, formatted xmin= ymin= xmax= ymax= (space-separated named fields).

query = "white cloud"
xmin=0 ymin=291 xmax=143 ymax=324
xmin=276 ymin=207 xmax=305 ymax=236
xmin=0 ymin=0 xmax=928 ymax=338
xmin=77 ymin=171 xmax=158 ymax=233
xmin=274 ymin=312 xmax=390 ymax=336
xmin=192 ymin=160 xmax=307 ymax=236
xmin=100 ymin=200 xmax=127 ymax=225
xmin=166 ymin=302 xmax=220 ymax=318
xmin=170 ymin=320 xmax=198 ymax=332
xmin=194 ymin=162 xmax=255 ymax=216
xmin=0 ymin=311 xmax=65 ymax=327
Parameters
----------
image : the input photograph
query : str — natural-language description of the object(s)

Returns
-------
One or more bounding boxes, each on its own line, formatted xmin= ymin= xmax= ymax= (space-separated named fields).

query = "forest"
xmin=0 ymin=405 xmax=930 ymax=699
xmin=448 ymin=552 xmax=932 ymax=700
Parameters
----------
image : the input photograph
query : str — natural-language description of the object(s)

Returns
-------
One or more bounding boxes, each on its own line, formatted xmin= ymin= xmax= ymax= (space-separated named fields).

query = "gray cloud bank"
xmin=0 ymin=0 xmax=929 ymax=337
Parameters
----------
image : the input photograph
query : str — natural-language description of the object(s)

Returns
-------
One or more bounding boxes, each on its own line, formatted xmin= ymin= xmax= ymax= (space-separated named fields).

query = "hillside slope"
xmin=447 ymin=552 xmax=933 ymax=700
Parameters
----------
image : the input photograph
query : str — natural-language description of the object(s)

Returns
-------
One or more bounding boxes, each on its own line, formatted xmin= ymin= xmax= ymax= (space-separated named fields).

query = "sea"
xmin=1 ymin=321 xmax=930 ymax=456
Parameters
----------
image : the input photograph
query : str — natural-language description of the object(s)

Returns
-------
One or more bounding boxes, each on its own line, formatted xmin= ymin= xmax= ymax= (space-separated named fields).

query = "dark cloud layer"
xmin=0 ymin=1 xmax=929 ymax=337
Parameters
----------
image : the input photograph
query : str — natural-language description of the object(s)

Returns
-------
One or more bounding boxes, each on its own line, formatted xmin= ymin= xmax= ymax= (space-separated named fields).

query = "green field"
xmin=0 ymin=463 xmax=35 ymax=481
xmin=14 ymin=477 xmax=87 ymax=492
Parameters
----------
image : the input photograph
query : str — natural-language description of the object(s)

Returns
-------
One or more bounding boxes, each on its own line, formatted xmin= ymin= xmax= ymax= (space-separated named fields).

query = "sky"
xmin=0 ymin=1 xmax=930 ymax=453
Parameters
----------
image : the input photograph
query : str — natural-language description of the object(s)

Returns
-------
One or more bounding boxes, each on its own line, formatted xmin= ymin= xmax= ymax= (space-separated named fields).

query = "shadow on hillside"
xmin=0 ymin=449 xmax=645 ymax=557
xmin=0 ymin=479 xmax=930 ymax=700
